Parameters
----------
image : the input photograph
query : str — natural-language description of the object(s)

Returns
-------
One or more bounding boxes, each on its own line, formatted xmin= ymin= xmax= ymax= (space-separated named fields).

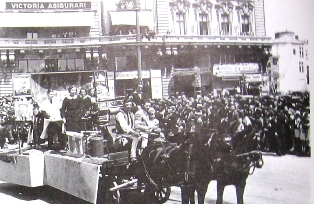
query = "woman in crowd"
xmin=60 ymin=85 xmax=82 ymax=132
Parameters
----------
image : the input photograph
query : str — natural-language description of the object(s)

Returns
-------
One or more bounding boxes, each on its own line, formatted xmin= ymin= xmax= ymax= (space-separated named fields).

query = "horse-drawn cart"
xmin=92 ymin=104 xmax=171 ymax=204
xmin=99 ymin=148 xmax=171 ymax=203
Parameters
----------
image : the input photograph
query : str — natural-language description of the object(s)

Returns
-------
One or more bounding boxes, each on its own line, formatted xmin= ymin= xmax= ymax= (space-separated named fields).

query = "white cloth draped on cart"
xmin=40 ymin=118 xmax=65 ymax=139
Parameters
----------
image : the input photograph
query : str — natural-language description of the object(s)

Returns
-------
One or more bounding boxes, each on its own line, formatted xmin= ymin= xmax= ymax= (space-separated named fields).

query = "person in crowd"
xmin=134 ymin=100 xmax=152 ymax=149
xmin=60 ymin=85 xmax=82 ymax=132
xmin=79 ymin=88 xmax=91 ymax=113
xmin=300 ymin=106 xmax=310 ymax=155
xmin=293 ymin=110 xmax=302 ymax=154
xmin=38 ymin=89 xmax=64 ymax=150
xmin=79 ymin=88 xmax=93 ymax=130
xmin=115 ymin=99 xmax=140 ymax=162
xmin=146 ymin=107 xmax=165 ymax=144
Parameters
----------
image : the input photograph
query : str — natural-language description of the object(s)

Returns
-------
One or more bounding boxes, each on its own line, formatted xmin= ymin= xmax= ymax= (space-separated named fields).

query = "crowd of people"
xmin=0 ymin=86 xmax=311 ymax=158
xmin=123 ymin=89 xmax=310 ymax=157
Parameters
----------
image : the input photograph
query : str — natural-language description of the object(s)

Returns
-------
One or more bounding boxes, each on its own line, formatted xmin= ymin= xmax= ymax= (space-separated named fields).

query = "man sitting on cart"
xmin=115 ymin=99 xmax=140 ymax=162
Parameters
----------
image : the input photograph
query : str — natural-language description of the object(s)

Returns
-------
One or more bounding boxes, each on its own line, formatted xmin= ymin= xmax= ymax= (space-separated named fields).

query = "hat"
xmin=148 ymin=107 xmax=156 ymax=114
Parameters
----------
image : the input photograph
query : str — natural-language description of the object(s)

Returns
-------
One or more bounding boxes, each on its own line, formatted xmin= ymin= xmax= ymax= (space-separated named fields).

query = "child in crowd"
xmin=147 ymin=108 xmax=165 ymax=142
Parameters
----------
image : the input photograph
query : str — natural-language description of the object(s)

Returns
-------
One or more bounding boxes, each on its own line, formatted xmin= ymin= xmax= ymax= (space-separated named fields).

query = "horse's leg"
xmin=181 ymin=185 xmax=190 ymax=204
xmin=196 ymin=180 xmax=210 ymax=204
xmin=235 ymin=180 xmax=246 ymax=204
xmin=189 ymin=185 xmax=196 ymax=204
xmin=216 ymin=181 xmax=225 ymax=204
xmin=181 ymin=184 xmax=196 ymax=204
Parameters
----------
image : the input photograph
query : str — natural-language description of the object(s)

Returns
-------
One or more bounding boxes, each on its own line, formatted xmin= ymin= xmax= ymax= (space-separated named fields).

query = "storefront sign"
xmin=173 ymin=67 xmax=211 ymax=76
xmin=221 ymin=74 xmax=262 ymax=82
xmin=6 ymin=2 xmax=91 ymax=10
xmin=222 ymin=75 xmax=240 ymax=81
xmin=213 ymin=63 xmax=259 ymax=76
xmin=151 ymin=78 xmax=162 ymax=99
xmin=115 ymin=70 xmax=150 ymax=80
xmin=245 ymin=74 xmax=262 ymax=82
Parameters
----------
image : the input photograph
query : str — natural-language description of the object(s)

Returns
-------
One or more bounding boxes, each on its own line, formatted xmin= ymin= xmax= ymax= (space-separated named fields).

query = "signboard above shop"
xmin=213 ymin=63 xmax=259 ymax=76
xmin=6 ymin=2 xmax=92 ymax=10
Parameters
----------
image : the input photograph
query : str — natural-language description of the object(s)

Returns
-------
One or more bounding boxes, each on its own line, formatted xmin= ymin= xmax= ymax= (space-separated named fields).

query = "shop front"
xmin=114 ymin=69 xmax=162 ymax=100
xmin=168 ymin=68 xmax=212 ymax=97
xmin=212 ymin=63 xmax=263 ymax=96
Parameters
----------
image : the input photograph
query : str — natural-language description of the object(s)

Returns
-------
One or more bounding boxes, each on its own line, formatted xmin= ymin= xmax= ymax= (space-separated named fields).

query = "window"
xmin=307 ymin=66 xmax=309 ymax=84
xmin=115 ymin=57 xmax=127 ymax=71
xmin=175 ymin=13 xmax=186 ymax=35
xmin=293 ymin=49 xmax=296 ymax=55
xmin=299 ymin=61 xmax=304 ymax=73
xmin=58 ymin=59 xmax=84 ymax=71
xmin=221 ymin=14 xmax=230 ymax=35
xmin=272 ymin=57 xmax=278 ymax=65
xmin=241 ymin=15 xmax=250 ymax=34
xmin=199 ymin=14 xmax=209 ymax=35
xmin=299 ymin=47 xmax=304 ymax=58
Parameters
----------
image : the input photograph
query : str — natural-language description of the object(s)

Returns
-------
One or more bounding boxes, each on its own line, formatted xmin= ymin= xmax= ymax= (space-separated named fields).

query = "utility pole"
xmin=135 ymin=0 xmax=142 ymax=86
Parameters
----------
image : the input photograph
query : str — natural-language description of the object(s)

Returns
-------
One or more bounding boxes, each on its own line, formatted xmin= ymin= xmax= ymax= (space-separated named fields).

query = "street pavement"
xmin=166 ymin=154 xmax=312 ymax=204
xmin=0 ymin=154 xmax=312 ymax=204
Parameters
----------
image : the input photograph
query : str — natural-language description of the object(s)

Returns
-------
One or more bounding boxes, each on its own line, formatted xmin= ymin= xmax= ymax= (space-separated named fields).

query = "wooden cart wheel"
xmin=110 ymin=181 xmax=122 ymax=203
xmin=104 ymin=176 xmax=122 ymax=203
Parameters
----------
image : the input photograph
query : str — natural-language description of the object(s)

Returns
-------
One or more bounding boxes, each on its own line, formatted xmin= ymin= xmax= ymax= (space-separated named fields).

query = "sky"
xmin=264 ymin=0 xmax=314 ymax=67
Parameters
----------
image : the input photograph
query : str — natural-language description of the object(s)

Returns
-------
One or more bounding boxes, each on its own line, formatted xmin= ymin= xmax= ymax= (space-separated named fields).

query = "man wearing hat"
xmin=116 ymin=99 xmax=140 ymax=162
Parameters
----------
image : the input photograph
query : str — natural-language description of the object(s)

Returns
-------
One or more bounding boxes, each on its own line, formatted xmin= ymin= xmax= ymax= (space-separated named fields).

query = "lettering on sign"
xmin=6 ymin=2 xmax=92 ymax=10
xmin=25 ymin=40 xmax=38 ymax=44
xmin=213 ymin=63 xmax=259 ymax=76
xmin=116 ymin=71 xmax=150 ymax=79
xmin=62 ymin=39 xmax=74 ymax=44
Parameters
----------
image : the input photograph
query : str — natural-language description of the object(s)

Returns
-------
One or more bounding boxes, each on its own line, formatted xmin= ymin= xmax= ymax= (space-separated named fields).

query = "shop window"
xmin=18 ymin=60 xmax=28 ymax=73
xmin=126 ymin=55 xmax=137 ymax=71
xmin=58 ymin=59 xmax=83 ymax=71
xmin=115 ymin=57 xmax=127 ymax=71
xmin=28 ymin=60 xmax=45 ymax=73
xmin=199 ymin=14 xmax=209 ymax=35
xmin=58 ymin=60 xmax=67 ymax=71
xmin=175 ymin=13 xmax=186 ymax=35
xmin=45 ymin=59 xmax=58 ymax=72
xmin=67 ymin=59 xmax=75 ymax=71
xmin=75 ymin=59 xmax=84 ymax=70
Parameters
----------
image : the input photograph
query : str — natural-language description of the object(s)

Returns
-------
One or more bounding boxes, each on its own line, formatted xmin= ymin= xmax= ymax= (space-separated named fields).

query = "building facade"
xmin=267 ymin=31 xmax=309 ymax=95
xmin=0 ymin=0 xmax=272 ymax=102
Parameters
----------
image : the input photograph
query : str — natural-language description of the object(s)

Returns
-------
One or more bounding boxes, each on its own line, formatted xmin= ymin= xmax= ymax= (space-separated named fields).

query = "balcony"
xmin=0 ymin=34 xmax=272 ymax=49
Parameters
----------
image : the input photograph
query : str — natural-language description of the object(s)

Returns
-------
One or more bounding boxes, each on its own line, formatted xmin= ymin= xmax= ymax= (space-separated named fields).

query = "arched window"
xmin=170 ymin=0 xmax=191 ymax=35
xmin=215 ymin=1 xmax=234 ymax=35
xmin=193 ymin=0 xmax=213 ymax=35
xmin=236 ymin=2 xmax=254 ymax=35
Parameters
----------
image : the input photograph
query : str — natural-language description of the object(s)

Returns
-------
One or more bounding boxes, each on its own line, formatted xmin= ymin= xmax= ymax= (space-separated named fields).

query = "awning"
xmin=0 ymin=12 xmax=95 ymax=27
xmin=109 ymin=11 xmax=154 ymax=27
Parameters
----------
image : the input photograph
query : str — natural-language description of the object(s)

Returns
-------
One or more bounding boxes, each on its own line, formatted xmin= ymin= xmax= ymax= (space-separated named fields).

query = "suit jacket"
xmin=116 ymin=110 xmax=135 ymax=134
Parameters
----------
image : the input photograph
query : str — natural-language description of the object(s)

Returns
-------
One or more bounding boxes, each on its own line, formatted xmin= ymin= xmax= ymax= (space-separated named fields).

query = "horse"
xmin=209 ymin=123 xmax=264 ymax=204
xmin=184 ymin=117 xmax=263 ymax=204
xmin=138 ymin=128 xmax=214 ymax=204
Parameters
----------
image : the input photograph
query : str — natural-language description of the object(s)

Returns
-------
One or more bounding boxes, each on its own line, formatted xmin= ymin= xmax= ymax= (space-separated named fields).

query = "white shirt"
xmin=40 ymin=98 xmax=62 ymax=119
